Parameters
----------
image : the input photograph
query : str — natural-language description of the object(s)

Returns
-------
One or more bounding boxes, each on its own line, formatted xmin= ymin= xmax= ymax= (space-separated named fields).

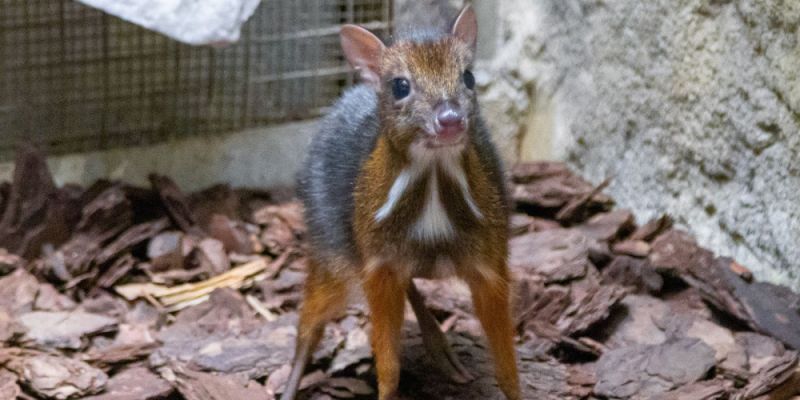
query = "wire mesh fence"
xmin=0 ymin=0 xmax=392 ymax=160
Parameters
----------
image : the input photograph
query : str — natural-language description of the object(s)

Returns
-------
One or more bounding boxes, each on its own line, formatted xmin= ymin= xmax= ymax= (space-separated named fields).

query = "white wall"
xmin=0 ymin=120 xmax=317 ymax=191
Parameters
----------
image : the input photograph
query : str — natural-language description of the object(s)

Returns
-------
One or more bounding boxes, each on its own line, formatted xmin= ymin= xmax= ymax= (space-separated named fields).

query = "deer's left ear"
xmin=452 ymin=5 xmax=478 ymax=55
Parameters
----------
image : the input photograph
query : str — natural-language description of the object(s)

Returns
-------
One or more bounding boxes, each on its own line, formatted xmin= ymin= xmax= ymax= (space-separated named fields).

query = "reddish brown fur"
xmin=285 ymin=8 xmax=519 ymax=400
xmin=377 ymin=38 xmax=476 ymax=153
xmin=362 ymin=262 xmax=408 ymax=400
xmin=350 ymin=34 xmax=517 ymax=400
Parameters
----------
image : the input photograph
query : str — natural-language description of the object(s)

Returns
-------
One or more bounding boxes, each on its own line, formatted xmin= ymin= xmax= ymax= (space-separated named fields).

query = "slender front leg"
xmin=462 ymin=264 xmax=520 ymax=400
xmin=281 ymin=261 xmax=350 ymax=400
xmin=363 ymin=263 xmax=409 ymax=400
xmin=407 ymin=280 xmax=474 ymax=383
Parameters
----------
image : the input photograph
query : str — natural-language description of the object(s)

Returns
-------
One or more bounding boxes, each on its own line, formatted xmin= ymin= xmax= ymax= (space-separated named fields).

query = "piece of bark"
xmin=650 ymin=378 xmax=732 ymax=400
xmin=750 ymin=282 xmax=800 ymax=315
xmin=0 ymin=269 xmax=41 ymax=315
xmin=555 ymin=177 xmax=612 ymax=223
xmin=649 ymin=231 xmax=753 ymax=324
xmin=171 ymin=367 xmax=272 ymax=400
xmin=512 ymin=180 xmax=576 ymax=210
xmin=658 ymin=313 xmax=748 ymax=373
xmin=149 ymin=289 xmax=295 ymax=378
xmin=190 ymin=238 xmax=231 ymax=275
xmin=75 ymin=186 xmax=133 ymax=243
xmin=612 ymin=240 xmax=651 ymax=258
xmin=190 ymin=184 xmax=243 ymax=229
xmin=329 ymin=324 xmax=371 ymax=374
xmin=511 ymin=161 xmax=572 ymax=183
xmin=0 ymin=369 xmax=20 ymax=400
xmin=95 ymin=217 xmax=169 ymax=266
xmin=0 ymin=182 xmax=7 ymax=218
xmin=0 ymin=310 xmax=21 ymax=343
xmin=737 ymin=332 xmax=790 ymax=374
xmin=510 ymin=214 xmax=535 ymax=235
xmin=83 ymin=323 xmax=159 ymax=367
xmin=509 ymin=229 xmax=593 ymax=283
xmin=17 ymin=310 xmax=117 ymax=350
xmin=0 ymin=248 xmax=23 ymax=274
xmin=264 ymin=364 xmax=292 ymax=397
xmin=321 ymin=377 xmax=374 ymax=397
xmin=149 ymin=174 xmax=202 ymax=235
xmin=576 ymin=210 xmax=635 ymax=242
xmin=516 ymin=282 xmax=571 ymax=331
xmin=566 ymin=363 xmax=597 ymax=398
xmin=208 ymin=214 xmax=252 ymax=255
xmin=733 ymin=351 xmax=799 ymax=400
xmin=511 ymin=162 xmax=612 ymax=217
xmin=510 ymin=214 xmax=562 ymax=236
xmin=602 ymin=256 xmax=663 ymax=294
xmin=0 ymin=147 xmax=72 ymax=259
xmin=652 ymin=234 xmax=800 ymax=350
xmin=715 ymin=258 xmax=800 ymax=351
xmin=730 ymin=260 xmax=754 ymax=282
xmin=661 ymin=286 xmax=714 ymax=320
xmin=80 ymin=292 xmax=132 ymax=320
xmin=36 ymin=186 xmax=133 ymax=282
xmin=556 ymin=280 xmax=629 ymax=336
xmin=259 ymin=224 xmax=296 ymax=256
xmin=594 ymin=338 xmax=717 ymax=399
xmin=7 ymin=354 xmax=108 ymax=399
xmin=401 ymin=331 xmax=573 ymax=400
xmin=629 ymin=214 xmax=673 ymax=242
xmin=601 ymin=294 xmax=670 ymax=349
xmin=94 ymin=254 xmax=137 ymax=289
xmin=252 ymin=201 xmax=305 ymax=235
xmin=649 ymin=229 xmax=712 ymax=275
xmin=33 ymin=283 xmax=76 ymax=312
xmin=83 ymin=367 xmax=173 ymax=400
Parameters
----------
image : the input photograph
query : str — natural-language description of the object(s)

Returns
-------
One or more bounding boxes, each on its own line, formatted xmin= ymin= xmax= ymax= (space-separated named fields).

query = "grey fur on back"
xmin=297 ymin=83 xmax=507 ymax=264
xmin=297 ymin=85 xmax=380 ymax=262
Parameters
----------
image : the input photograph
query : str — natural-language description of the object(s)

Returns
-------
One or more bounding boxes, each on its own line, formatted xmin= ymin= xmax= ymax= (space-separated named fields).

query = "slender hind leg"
xmin=281 ymin=261 xmax=349 ymax=400
xmin=461 ymin=264 xmax=520 ymax=400
xmin=407 ymin=280 xmax=474 ymax=383
xmin=363 ymin=263 xmax=408 ymax=400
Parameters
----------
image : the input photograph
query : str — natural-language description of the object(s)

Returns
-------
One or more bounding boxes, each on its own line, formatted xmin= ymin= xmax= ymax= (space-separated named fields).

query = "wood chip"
xmin=17 ymin=310 xmax=117 ymax=350
xmin=171 ymin=367 xmax=271 ymax=400
xmin=83 ymin=367 xmax=173 ymax=400
xmin=149 ymin=174 xmax=202 ymax=235
xmin=7 ymin=353 xmax=108 ymax=399
xmin=612 ymin=239 xmax=651 ymax=257
xmin=594 ymin=338 xmax=717 ymax=399
xmin=509 ymin=229 xmax=593 ymax=283
xmin=115 ymin=257 xmax=270 ymax=310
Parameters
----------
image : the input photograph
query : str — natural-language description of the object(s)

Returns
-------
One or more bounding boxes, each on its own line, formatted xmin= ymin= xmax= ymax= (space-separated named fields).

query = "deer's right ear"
xmin=340 ymin=25 xmax=385 ymax=88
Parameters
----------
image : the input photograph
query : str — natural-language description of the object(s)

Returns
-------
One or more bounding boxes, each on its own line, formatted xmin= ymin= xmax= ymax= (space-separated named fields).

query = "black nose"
xmin=435 ymin=102 xmax=465 ymax=130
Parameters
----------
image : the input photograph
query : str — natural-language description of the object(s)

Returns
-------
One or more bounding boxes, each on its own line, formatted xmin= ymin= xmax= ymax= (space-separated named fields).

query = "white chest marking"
xmin=375 ymin=168 xmax=414 ymax=222
xmin=412 ymin=171 xmax=454 ymax=241
xmin=373 ymin=146 xmax=484 ymax=235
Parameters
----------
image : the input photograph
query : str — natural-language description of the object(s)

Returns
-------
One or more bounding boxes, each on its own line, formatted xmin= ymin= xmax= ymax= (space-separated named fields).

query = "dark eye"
xmin=391 ymin=78 xmax=411 ymax=100
xmin=463 ymin=69 xmax=475 ymax=90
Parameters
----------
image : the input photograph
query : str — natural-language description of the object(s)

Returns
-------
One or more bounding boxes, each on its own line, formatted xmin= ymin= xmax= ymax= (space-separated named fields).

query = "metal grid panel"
xmin=0 ymin=0 xmax=392 ymax=159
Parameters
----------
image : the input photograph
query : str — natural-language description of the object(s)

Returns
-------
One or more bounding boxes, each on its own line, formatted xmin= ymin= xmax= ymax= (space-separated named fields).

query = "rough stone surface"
xmin=480 ymin=0 xmax=800 ymax=290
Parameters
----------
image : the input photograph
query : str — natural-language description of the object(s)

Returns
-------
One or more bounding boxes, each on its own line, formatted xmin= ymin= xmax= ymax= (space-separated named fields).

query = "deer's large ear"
xmin=340 ymin=25 xmax=385 ymax=88
xmin=452 ymin=5 xmax=478 ymax=55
